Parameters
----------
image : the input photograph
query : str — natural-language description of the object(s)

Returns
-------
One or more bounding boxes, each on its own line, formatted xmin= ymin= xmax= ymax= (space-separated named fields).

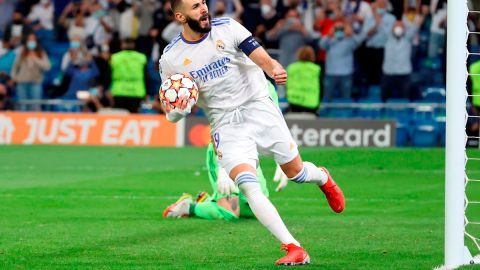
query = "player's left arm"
xmin=231 ymin=18 xmax=287 ymax=85
xmin=248 ymin=47 xmax=287 ymax=85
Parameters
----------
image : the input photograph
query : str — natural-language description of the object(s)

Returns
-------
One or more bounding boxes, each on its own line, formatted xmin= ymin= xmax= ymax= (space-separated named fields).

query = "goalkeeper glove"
xmin=216 ymin=166 xmax=238 ymax=196
xmin=273 ymin=164 xmax=288 ymax=192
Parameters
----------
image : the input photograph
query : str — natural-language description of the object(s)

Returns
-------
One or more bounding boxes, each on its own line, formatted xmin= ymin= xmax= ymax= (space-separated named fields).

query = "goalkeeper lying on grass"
xmin=162 ymin=142 xmax=288 ymax=220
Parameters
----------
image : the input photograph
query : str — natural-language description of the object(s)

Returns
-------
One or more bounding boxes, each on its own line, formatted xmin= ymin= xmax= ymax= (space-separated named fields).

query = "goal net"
xmin=445 ymin=0 xmax=480 ymax=268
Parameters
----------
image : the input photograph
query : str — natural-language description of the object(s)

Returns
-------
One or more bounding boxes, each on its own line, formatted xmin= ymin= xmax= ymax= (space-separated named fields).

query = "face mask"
xmin=393 ymin=26 xmax=404 ymax=37
xmin=70 ymin=41 xmax=81 ymax=49
xmin=377 ymin=8 xmax=385 ymax=15
xmin=261 ymin=4 xmax=272 ymax=16
xmin=326 ymin=10 xmax=335 ymax=19
xmin=27 ymin=41 xmax=37 ymax=50
xmin=335 ymin=30 xmax=344 ymax=39
xmin=93 ymin=10 xmax=106 ymax=19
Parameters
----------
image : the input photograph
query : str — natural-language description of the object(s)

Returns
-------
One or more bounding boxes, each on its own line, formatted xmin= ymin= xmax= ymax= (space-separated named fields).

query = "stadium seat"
xmin=412 ymin=121 xmax=439 ymax=147
xmin=396 ymin=122 xmax=410 ymax=147
xmin=317 ymin=103 xmax=329 ymax=117
xmin=421 ymin=87 xmax=446 ymax=102
xmin=413 ymin=105 xmax=435 ymax=122
xmin=47 ymin=42 xmax=70 ymax=57
xmin=327 ymin=98 xmax=356 ymax=118
xmin=384 ymin=98 xmax=412 ymax=125
xmin=436 ymin=117 xmax=446 ymax=146
xmin=357 ymin=98 xmax=382 ymax=119
xmin=367 ymin=85 xmax=381 ymax=99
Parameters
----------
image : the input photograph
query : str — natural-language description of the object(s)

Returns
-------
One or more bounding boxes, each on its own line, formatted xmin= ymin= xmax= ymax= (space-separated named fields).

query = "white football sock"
xmin=291 ymin=162 xmax=328 ymax=185
xmin=236 ymin=172 xmax=300 ymax=246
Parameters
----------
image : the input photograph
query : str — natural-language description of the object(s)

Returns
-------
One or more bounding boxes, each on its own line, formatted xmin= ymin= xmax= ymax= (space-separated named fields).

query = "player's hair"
xmin=171 ymin=0 xmax=183 ymax=12
xmin=296 ymin=46 xmax=315 ymax=62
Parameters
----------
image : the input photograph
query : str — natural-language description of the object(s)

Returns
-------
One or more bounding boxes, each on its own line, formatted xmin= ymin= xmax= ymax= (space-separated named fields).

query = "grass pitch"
xmin=0 ymin=146 xmax=478 ymax=269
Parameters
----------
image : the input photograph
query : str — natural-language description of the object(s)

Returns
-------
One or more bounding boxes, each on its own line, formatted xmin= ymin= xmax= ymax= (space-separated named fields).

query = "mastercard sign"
xmin=185 ymin=117 xmax=211 ymax=146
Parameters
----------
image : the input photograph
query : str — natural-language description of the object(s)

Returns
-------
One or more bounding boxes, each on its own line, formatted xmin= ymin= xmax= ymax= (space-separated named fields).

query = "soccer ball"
xmin=159 ymin=73 xmax=199 ymax=109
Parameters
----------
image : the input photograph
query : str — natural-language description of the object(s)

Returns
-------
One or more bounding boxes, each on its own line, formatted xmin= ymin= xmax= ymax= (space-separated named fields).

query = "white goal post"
xmin=445 ymin=0 xmax=478 ymax=268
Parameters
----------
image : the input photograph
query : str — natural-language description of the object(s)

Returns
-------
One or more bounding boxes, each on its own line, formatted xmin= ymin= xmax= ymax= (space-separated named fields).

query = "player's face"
xmin=182 ymin=0 xmax=211 ymax=33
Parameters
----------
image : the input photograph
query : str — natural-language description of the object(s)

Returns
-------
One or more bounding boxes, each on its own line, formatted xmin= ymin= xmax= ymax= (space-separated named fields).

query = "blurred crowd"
xmin=0 ymin=0 xmax=474 ymax=114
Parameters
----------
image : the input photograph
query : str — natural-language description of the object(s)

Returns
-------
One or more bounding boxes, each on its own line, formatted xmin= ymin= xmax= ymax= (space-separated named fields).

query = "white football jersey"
xmin=159 ymin=17 xmax=269 ymax=126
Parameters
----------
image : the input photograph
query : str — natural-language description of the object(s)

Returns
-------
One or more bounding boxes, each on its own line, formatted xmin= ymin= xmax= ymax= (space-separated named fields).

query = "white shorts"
xmin=211 ymin=97 xmax=299 ymax=174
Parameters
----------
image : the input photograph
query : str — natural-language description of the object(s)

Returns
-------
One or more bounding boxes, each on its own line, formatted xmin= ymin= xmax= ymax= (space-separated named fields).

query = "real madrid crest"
xmin=216 ymin=39 xmax=225 ymax=51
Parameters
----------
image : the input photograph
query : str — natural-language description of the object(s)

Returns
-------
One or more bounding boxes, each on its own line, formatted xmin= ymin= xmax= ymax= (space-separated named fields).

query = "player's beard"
xmin=186 ymin=14 xmax=212 ymax=33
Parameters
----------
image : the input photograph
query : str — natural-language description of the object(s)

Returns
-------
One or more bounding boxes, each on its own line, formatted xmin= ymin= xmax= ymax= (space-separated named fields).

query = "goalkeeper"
xmin=163 ymin=81 xmax=288 ymax=220
xmin=163 ymin=142 xmax=281 ymax=220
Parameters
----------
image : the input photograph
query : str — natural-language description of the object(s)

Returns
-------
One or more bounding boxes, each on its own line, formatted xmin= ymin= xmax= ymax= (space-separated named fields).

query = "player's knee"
xmin=229 ymin=163 xmax=256 ymax=180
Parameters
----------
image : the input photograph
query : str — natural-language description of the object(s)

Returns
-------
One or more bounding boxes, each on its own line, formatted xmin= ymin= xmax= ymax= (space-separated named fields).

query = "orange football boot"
xmin=275 ymin=243 xmax=310 ymax=266
xmin=319 ymin=167 xmax=345 ymax=213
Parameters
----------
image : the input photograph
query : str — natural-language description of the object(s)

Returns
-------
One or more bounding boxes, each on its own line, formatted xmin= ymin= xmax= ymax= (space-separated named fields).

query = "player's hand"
xmin=273 ymin=164 xmax=288 ymax=192
xmin=176 ymin=95 xmax=190 ymax=110
xmin=217 ymin=167 xmax=238 ymax=196
xmin=272 ymin=67 xmax=287 ymax=85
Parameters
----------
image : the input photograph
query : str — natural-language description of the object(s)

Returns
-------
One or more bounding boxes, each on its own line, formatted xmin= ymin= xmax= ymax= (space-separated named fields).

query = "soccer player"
xmin=159 ymin=0 xmax=345 ymax=265
xmin=162 ymin=142 xmax=270 ymax=221
xmin=163 ymin=81 xmax=287 ymax=220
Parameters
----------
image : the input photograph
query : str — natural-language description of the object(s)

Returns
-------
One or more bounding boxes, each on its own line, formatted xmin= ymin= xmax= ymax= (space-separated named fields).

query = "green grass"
xmin=0 ymin=146 xmax=478 ymax=269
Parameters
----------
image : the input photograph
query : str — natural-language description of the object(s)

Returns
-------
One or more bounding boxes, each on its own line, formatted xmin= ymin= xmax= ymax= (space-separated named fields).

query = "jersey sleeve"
xmin=158 ymin=56 xmax=172 ymax=82
xmin=229 ymin=19 xmax=260 ymax=56
xmin=230 ymin=18 xmax=253 ymax=47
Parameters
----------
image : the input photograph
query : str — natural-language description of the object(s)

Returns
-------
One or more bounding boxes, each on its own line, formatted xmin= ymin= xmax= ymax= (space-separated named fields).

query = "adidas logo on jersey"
xmin=183 ymin=58 xmax=192 ymax=66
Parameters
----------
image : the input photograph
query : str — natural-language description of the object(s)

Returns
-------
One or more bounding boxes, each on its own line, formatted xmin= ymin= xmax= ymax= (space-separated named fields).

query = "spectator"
xmin=3 ymin=10 xmax=33 ymax=50
xmin=286 ymin=46 xmax=321 ymax=114
xmin=58 ymin=0 xmax=87 ymax=31
xmin=381 ymin=17 xmax=423 ymax=101
xmin=0 ymin=83 xmax=14 ymax=111
xmin=210 ymin=0 xmax=244 ymax=21
xmin=11 ymin=33 xmax=51 ymax=111
xmin=0 ymin=0 xmax=16 ymax=39
xmin=110 ymin=38 xmax=147 ymax=113
xmin=61 ymin=35 xmax=87 ymax=72
xmin=428 ymin=0 xmax=447 ymax=58
xmin=83 ymin=84 xmax=113 ymax=113
xmin=84 ymin=2 xmax=113 ymax=52
xmin=135 ymin=0 xmax=160 ymax=55
xmin=320 ymin=21 xmax=366 ymax=101
xmin=92 ymin=43 xmax=112 ymax=93
xmin=313 ymin=0 xmax=342 ymax=84
xmin=86 ymin=42 xmax=113 ymax=113
xmin=0 ymin=39 xmax=16 ymax=79
xmin=362 ymin=0 xmax=396 ymax=86
xmin=62 ymin=52 xmax=100 ymax=101
xmin=117 ymin=1 xmax=138 ymax=40
xmin=342 ymin=0 xmax=372 ymax=33
xmin=151 ymin=0 xmax=175 ymax=52
xmin=266 ymin=6 xmax=310 ymax=68
xmin=27 ymin=0 xmax=55 ymax=48
xmin=65 ymin=11 xmax=88 ymax=42
xmin=161 ymin=20 xmax=182 ymax=43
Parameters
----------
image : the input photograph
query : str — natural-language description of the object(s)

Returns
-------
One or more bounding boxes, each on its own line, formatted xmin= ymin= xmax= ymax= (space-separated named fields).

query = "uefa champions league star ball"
xmin=159 ymin=73 xmax=199 ymax=109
